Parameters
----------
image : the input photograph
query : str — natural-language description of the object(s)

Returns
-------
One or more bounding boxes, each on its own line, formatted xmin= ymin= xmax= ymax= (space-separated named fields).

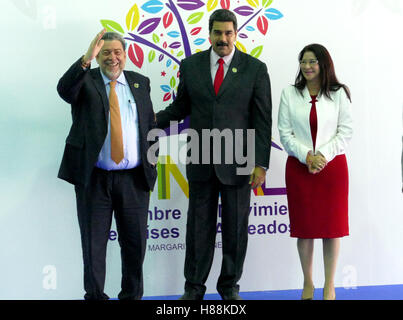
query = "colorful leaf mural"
xmin=101 ymin=0 xmax=283 ymax=103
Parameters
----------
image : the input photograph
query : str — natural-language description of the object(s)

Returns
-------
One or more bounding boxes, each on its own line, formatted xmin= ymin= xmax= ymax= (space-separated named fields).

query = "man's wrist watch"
xmin=81 ymin=56 xmax=91 ymax=69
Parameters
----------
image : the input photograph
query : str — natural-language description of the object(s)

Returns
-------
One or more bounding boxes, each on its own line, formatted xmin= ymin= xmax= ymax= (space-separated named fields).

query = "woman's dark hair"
xmin=209 ymin=9 xmax=238 ymax=33
xmin=294 ymin=43 xmax=351 ymax=101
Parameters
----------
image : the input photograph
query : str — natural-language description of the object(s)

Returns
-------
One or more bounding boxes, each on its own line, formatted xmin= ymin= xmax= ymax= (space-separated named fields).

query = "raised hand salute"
xmin=81 ymin=28 xmax=107 ymax=68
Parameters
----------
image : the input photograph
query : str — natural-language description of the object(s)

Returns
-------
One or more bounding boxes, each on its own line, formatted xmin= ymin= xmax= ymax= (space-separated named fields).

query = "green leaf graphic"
xmin=100 ymin=19 xmax=125 ymax=34
xmin=148 ymin=50 xmax=156 ymax=63
xmin=262 ymin=0 xmax=273 ymax=8
xmin=170 ymin=76 xmax=176 ymax=88
xmin=187 ymin=12 xmax=204 ymax=24
xmin=152 ymin=33 xmax=160 ymax=44
xmin=250 ymin=45 xmax=263 ymax=59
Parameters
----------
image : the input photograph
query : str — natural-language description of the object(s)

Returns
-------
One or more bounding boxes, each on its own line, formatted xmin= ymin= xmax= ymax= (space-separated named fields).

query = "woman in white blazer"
xmin=278 ymin=44 xmax=353 ymax=300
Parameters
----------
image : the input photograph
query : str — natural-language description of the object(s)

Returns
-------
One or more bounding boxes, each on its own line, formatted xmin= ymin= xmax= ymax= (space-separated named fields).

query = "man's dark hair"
xmin=209 ymin=9 xmax=238 ymax=33
xmin=101 ymin=31 xmax=127 ymax=51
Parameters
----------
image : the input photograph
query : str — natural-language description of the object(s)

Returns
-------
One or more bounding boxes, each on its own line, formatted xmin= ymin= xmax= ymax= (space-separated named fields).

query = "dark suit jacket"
xmin=156 ymin=48 xmax=272 ymax=185
xmin=57 ymin=57 xmax=157 ymax=190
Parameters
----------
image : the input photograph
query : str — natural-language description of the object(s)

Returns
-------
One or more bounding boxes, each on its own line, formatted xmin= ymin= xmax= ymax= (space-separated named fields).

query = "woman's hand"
xmin=306 ymin=151 xmax=327 ymax=174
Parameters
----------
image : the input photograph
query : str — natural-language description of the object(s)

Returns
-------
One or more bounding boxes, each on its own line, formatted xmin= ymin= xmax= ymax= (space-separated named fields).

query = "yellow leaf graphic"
xmin=126 ymin=4 xmax=140 ymax=31
xmin=207 ymin=0 xmax=218 ymax=11
xmin=235 ymin=41 xmax=247 ymax=53
xmin=247 ymin=0 xmax=259 ymax=8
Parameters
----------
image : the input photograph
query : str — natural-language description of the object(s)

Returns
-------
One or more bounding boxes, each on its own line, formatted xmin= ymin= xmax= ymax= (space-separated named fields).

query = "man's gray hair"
xmin=101 ymin=32 xmax=127 ymax=51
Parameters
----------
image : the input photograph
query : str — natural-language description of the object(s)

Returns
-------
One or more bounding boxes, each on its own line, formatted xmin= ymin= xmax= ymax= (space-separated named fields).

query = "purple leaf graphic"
xmin=237 ymin=8 xmax=263 ymax=32
xmin=238 ymin=33 xmax=248 ymax=39
xmin=233 ymin=6 xmax=254 ymax=16
xmin=126 ymin=33 xmax=181 ymax=65
xmin=169 ymin=42 xmax=182 ymax=49
xmin=159 ymin=54 xmax=165 ymax=62
xmin=137 ymin=18 xmax=161 ymax=35
xmin=177 ymin=0 xmax=205 ymax=10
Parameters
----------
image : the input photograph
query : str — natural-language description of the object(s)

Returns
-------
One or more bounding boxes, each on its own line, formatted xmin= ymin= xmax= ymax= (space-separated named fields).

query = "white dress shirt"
xmin=210 ymin=46 xmax=236 ymax=83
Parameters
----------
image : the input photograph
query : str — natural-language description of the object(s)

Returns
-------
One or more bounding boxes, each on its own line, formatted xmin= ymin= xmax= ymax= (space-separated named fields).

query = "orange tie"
xmin=109 ymin=80 xmax=124 ymax=164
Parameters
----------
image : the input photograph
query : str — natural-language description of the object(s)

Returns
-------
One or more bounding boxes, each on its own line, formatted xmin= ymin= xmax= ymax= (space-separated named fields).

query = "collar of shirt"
xmin=99 ymin=69 xmax=127 ymax=87
xmin=210 ymin=46 xmax=236 ymax=68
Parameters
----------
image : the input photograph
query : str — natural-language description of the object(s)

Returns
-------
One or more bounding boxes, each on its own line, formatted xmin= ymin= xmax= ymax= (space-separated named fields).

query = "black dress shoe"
xmin=220 ymin=292 xmax=243 ymax=300
xmin=178 ymin=291 xmax=204 ymax=300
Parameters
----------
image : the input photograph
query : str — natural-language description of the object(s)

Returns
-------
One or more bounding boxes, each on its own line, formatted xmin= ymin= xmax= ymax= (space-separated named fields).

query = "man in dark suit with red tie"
xmin=156 ymin=9 xmax=272 ymax=300
xmin=57 ymin=30 xmax=157 ymax=300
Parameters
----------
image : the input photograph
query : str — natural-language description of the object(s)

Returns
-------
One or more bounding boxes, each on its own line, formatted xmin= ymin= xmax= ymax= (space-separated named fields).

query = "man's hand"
xmin=249 ymin=166 xmax=266 ymax=189
xmin=83 ymin=28 xmax=107 ymax=65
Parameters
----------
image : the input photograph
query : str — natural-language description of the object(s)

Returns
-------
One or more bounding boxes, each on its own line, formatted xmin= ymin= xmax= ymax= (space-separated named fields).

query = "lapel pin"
xmin=134 ymin=83 xmax=139 ymax=88
xmin=232 ymin=67 xmax=238 ymax=73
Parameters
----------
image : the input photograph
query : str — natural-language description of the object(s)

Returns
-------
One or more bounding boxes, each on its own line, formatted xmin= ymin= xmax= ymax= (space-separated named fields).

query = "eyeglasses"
xmin=300 ymin=59 xmax=319 ymax=66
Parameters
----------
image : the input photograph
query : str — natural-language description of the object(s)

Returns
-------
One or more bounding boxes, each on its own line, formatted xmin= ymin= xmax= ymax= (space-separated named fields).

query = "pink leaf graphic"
xmin=220 ymin=0 xmax=230 ymax=9
xmin=257 ymin=16 xmax=269 ymax=35
xmin=190 ymin=27 xmax=202 ymax=35
xmin=163 ymin=12 xmax=173 ymax=28
xmin=128 ymin=43 xmax=144 ymax=68
xmin=137 ymin=18 xmax=161 ymax=35
xmin=163 ymin=92 xmax=172 ymax=101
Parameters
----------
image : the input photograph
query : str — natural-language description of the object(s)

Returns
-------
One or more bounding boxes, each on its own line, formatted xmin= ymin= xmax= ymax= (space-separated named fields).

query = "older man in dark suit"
xmin=57 ymin=30 xmax=157 ymax=300
xmin=156 ymin=9 xmax=272 ymax=300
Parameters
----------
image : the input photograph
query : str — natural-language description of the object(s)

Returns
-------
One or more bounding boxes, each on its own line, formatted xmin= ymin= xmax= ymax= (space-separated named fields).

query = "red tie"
xmin=214 ymin=58 xmax=224 ymax=95
xmin=309 ymin=95 xmax=318 ymax=151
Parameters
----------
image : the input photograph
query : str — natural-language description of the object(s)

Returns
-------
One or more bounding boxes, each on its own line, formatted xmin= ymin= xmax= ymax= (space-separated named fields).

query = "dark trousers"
xmin=74 ymin=166 xmax=150 ymax=300
xmin=184 ymin=172 xmax=251 ymax=298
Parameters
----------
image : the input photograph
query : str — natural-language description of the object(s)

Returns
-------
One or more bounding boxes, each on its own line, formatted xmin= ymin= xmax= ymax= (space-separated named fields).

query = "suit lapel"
xmin=200 ymin=48 xmax=216 ymax=98
xmin=216 ymin=48 xmax=242 ymax=98
xmin=125 ymin=71 xmax=140 ymax=107
xmin=125 ymin=71 xmax=145 ymax=123
xmin=90 ymin=68 xmax=109 ymax=121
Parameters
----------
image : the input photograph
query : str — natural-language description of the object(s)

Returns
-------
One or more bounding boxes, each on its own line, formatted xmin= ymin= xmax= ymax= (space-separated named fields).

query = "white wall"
xmin=0 ymin=0 xmax=402 ymax=299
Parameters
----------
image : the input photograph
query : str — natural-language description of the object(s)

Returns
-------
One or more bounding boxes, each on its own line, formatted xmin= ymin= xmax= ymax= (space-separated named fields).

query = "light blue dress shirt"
xmin=95 ymin=70 xmax=141 ymax=170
